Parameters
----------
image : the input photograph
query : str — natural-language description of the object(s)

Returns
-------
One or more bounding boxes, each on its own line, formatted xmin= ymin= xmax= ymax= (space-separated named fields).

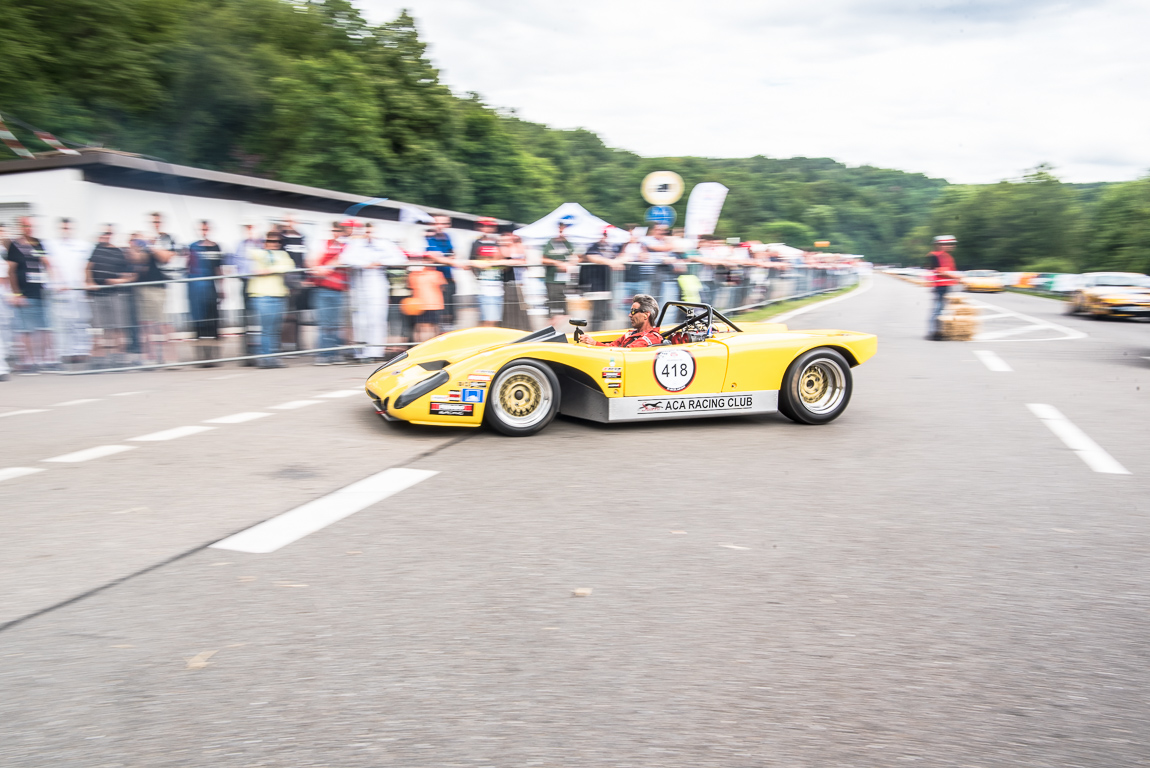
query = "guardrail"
xmin=0 ymin=263 xmax=859 ymax=374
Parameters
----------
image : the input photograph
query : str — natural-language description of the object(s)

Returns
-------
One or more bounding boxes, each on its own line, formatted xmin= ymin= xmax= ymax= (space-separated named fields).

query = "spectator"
xmin=424 ymin=215 xmax=458 ymax=329
xmin=642 ymin=224 xmax=678 ymax=304
xmin=188 ymin=220 xmax=224 ymax=365
xmin=231 ymin=223 xmax=263 ymax=360
xmin=246 ymin=232 xmax=295 ymax=368
xmin=405 ymin=252 xmax=447 ymax=342
xmin=5 ymin=216 xmax=55 ymax=372
xmin=86 ymin=226 xmax=135 ymax=366
xmin=346 ymin=221 xmax=404 ymax=360
xmin=130 ymin=213 xmax=179 ymax=364
xmin=468 ymin=217 xmax=507 ymax=327
xmin=618 ymin=226 xmax=651 ymax=304
xmin=310 ymin=220 xmax=350 ymax=365
xmin=580 ymin=228 xmax=620 ymax=330
xmin=278 ymin=214 xmax=310 ymax=352
xmin=498 ymin=232 xmax=530 ymax=331
xmin=45 ymin=218 xmax=92 ymax=364
xmin=926 ymin=235 xmax=959 ymax=340
xmin=541 ymin=216 xmax=578 ymax=322
xmin=0 ymin=224 xmax=13 ymax=380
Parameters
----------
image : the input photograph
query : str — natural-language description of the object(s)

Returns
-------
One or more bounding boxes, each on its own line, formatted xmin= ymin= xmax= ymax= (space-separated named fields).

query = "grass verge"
xmin=1003 ymin=286 xmax=1070 ymax=301
xmin=734 ymin=283 xmax=860 ymax=322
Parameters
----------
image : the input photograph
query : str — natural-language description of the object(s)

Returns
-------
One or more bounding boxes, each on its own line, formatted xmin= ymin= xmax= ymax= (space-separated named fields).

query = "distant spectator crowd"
xmin=0 ymin=212 xmax=861 ymax=378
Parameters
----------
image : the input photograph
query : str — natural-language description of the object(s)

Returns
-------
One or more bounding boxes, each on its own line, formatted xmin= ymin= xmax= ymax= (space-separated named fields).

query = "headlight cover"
xmin=371 ymin=351 xmax=408 ymax=377
xmin=394 ymin=370 xmax=450 ymax=410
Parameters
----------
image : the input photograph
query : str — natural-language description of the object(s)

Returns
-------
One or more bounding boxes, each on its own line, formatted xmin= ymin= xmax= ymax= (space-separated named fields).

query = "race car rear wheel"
xmin=778 ymin=348 xmax=852 ymax=425
xmin=486 ymin=360 xmax=560 ymax=437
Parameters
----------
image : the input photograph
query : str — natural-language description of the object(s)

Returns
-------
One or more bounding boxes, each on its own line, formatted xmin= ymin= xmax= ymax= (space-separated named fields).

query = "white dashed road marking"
xmin=44 ymin=445 xmax=136 ymax=463
xmin=0 ymin=409 xmax=48 ymax=419
xmin=212 ymin=468 xmax=439 ymax=554
xmin=51 ymin=399 xmax=101 ymax=407
xmin=205 ymin=412 xmax=272 ymax=424
xmin=318 ymin=390 xmax=360 ymax=398
xmin=0 ymin=467 xmax=44 ymax=483
xmin=1027 ymin=404 xmax=1130 ymax=475
xmin=129 ymin=425 xmax=215 ymax=442
xmin=974 ymin=350 xmax=1013 ymax=372
xmin=270 ymin=400 xmax=321 ymax=410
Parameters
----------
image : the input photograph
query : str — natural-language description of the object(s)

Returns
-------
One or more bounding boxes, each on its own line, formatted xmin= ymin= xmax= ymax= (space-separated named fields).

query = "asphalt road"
xmin=2 ymin=275 xmax=1148 ymax=767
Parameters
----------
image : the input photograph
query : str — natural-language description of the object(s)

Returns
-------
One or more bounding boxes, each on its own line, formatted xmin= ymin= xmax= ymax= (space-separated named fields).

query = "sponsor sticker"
xmin=636 ymin=394 xmax=754 ymax=414
xmin=601 ymin=371 xmax=621 ymax=379
xmin=468 ymin=373 xmax=493 ymax=382
xmin=474 ymin=370 xmax=496 ymax=376
xmin=447 ymin=390 xmax=461 ymax=402
xmin=462 ymin=389 xmax=484 ymax=403
xmin=430 ymin=395 xmax=452 ymax=402
xmin=602 ymin=367 xmax=621 ymax=373
xmin=430 ymin=402 xmax=474 ymax=416
xmin=653 ymin=348 xmax=695 ymax=392
xmin=458 ymin=379 xmax=489 ymax=389
xmin=608 ymin=381 xmax=622 ymax=388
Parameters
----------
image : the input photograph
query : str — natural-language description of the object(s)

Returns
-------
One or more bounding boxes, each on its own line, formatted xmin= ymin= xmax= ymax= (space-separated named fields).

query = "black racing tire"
xmin=778 ymin=348 xmax=853 ymax=425
xmin=485 ymin=359 xmax=561 ymax=437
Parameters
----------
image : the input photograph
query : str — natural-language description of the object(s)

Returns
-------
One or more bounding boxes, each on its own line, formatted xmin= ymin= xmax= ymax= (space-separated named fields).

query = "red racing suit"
xmin=586 ymin=327 xmax=663 ymax=348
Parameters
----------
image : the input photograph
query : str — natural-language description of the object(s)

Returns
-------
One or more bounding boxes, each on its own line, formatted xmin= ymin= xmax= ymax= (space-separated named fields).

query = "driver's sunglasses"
xmin=629 ymin=307 xmax=645 ymax=315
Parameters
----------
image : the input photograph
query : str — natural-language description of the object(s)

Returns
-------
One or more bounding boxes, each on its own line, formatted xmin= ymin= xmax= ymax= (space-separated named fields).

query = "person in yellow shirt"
xmin=246 ymin=233 xmax=296 ymax=368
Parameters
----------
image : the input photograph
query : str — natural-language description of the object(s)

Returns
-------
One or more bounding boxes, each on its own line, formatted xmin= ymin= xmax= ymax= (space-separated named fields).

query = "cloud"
xmin=357 ymin=0 xmax=1149 ymax=183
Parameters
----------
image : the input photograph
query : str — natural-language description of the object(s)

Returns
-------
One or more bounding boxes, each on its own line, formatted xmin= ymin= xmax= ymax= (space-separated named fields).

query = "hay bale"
xmin=939 ymin=313 xmax=978 ymax=341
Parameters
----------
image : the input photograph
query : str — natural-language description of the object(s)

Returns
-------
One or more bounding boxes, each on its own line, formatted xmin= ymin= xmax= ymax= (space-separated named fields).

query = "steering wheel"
xmin=660 ymin=309 xmax=711 ymax=341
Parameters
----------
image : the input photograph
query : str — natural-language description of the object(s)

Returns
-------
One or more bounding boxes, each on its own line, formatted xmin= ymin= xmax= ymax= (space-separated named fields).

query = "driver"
xmin=578 ymin=294 xmax=662 ymax=347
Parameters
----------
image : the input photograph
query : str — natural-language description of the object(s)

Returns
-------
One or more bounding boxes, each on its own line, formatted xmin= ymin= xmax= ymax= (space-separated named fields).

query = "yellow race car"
xmin=365 ymin=302 xmax=877 ymax=436
xmin=1066 ymin=272 xmax=1150 ymax=319
xmin=961 ymin=269 xmax=1005 ymax=293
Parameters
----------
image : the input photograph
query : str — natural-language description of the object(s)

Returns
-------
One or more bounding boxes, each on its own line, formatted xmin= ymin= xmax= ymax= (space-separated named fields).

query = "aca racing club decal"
xmin=637 ymin=394 xmax=754 ymax=414
xmin=653 ymin=348 xmax=695 ymax=392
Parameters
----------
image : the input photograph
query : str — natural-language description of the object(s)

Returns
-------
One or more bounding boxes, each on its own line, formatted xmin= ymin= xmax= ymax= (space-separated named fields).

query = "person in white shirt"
xmin=46 ymin=218 xmax=93 ymax=362
xmin=344 ymin=221 xmax=406 ymax=360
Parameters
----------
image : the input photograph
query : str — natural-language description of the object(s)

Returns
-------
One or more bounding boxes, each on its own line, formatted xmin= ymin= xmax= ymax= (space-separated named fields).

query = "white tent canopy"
xmin=514 ymin=202 xmax=629 ymax=245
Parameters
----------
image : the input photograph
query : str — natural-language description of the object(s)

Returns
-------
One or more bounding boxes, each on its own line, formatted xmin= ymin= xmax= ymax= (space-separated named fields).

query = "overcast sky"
xmin=356 ymin=0 xmax=1149 ymax=184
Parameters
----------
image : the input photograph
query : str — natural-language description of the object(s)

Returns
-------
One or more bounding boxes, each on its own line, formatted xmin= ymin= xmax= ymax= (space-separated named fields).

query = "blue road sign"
xmin=645 ymin=205 xmax=676 ymax=226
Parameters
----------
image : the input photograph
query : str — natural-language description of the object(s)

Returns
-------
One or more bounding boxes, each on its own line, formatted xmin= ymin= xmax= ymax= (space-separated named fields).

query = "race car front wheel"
xmin=486 ymin=360 xmax=560 ymax=436
xmin=778 ymin=348 xmax=853 ymax=425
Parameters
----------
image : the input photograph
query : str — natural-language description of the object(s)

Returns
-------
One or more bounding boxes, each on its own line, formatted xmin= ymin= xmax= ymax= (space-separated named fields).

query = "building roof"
xmin=0 ymin=149 xmax=517 ymax=228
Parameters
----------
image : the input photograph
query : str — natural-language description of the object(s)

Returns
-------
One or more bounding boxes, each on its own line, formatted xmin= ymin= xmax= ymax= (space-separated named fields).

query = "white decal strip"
xmin=129 ymin=425 xmax=215 ymax=442
xmin=211 ymin=468 xmax=438 ymax=554
xmin=973 ymin=350 xmax=1013 ymax=372
xmin=0 ymin=467 xmax=45 ymax=483
xmin=270 ymin=400 xmax=321 ymax=410
xmin=205 ymin=412 xmax=272 ymax=424
xmin=44 ymin=445 xmax=135 ymax=463
xmin=1027 ymin=404 xmax=1129 ymax=475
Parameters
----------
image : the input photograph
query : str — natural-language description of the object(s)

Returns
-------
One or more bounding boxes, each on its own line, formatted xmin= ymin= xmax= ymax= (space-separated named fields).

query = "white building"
xmin=0 ymin=148 xmax=508 ymax=272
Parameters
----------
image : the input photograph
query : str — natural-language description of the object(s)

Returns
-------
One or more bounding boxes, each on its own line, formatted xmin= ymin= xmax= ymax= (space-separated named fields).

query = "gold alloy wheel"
xmin=797 ymin=358 xmax=846 ymax=414
xmin=500 ymin=373 xmax=542 ymax=417
xmin=492 ymin=364 xmax=554 ymax=429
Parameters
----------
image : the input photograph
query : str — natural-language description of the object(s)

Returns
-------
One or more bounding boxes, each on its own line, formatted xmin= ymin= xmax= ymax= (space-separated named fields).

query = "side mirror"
xmin=569 ymin=319 xmax=588 ymax=327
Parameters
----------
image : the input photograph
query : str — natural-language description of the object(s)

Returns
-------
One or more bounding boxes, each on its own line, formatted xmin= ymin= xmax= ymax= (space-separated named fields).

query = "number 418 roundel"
xmin=654 ymin=348 xmax=695 ymax=392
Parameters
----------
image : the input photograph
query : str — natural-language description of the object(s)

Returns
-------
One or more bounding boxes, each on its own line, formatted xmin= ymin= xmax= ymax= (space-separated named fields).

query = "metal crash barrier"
xmin=0 ymin=263 xmax=859 ymax=374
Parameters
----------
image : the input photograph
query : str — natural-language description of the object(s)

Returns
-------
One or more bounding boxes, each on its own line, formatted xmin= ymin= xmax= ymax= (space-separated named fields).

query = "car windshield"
xmin=1094 ymin=274 xmax=1149 ymax=287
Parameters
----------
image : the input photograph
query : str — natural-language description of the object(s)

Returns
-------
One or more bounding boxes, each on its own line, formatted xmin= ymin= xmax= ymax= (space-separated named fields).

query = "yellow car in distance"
xmin=1066 ymin=272 xmax=1150 ymax=319
xmin=365 ymin=302 xmax=877 ymax=436
xmin=962 ymin=269 xmax=1004 ymax=293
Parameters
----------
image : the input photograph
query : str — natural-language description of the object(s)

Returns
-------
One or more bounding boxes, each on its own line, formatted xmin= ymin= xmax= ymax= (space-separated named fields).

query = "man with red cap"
xmin=926 ymin=235 xmax=959 ymax=340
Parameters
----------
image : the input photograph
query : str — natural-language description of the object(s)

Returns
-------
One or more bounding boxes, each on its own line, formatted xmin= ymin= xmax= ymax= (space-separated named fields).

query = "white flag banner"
xmin=684 ymin=182 xmax=728 ymax=237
